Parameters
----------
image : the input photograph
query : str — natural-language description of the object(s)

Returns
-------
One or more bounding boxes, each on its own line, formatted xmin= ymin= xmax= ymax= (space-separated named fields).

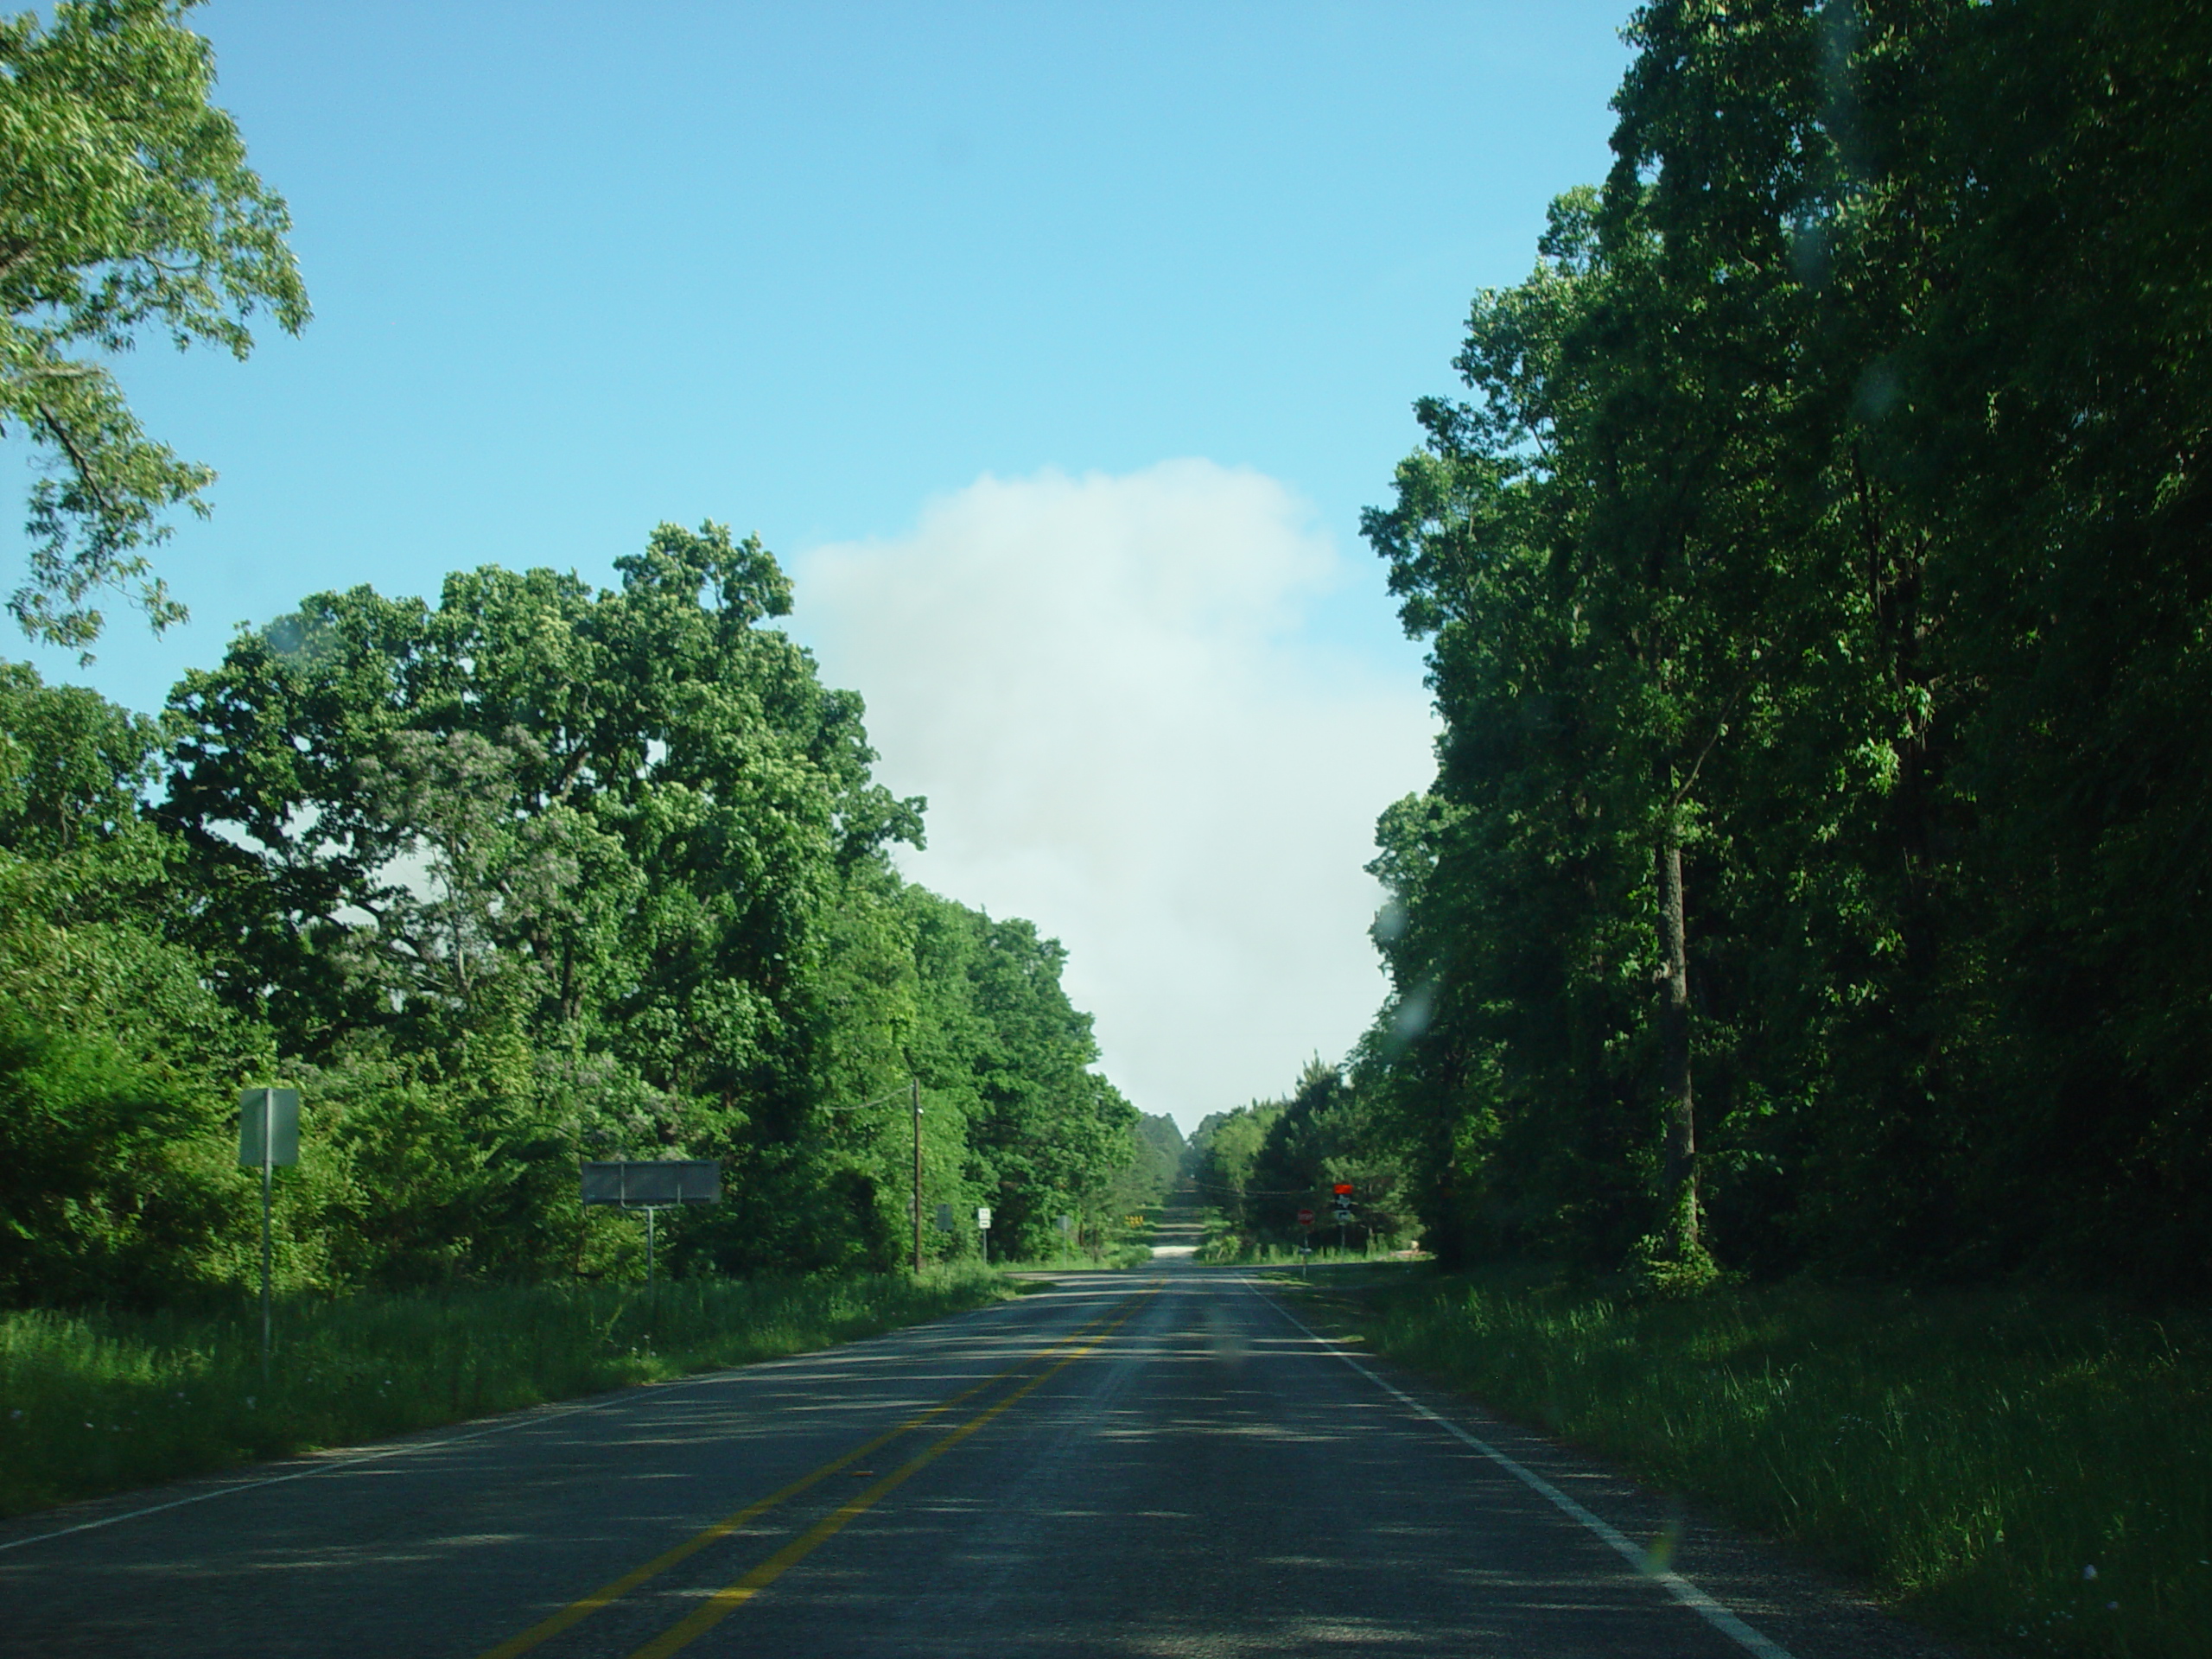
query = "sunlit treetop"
xmin=0 ymin=0 xmax=308 ymax=655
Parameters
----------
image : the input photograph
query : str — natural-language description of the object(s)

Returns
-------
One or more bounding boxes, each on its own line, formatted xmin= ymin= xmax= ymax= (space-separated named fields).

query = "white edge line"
xmin=1246 ymin=1275 xmax=1798 ymax=1659
xmin=0 ymin=1288 xmax=1055 ymax=1557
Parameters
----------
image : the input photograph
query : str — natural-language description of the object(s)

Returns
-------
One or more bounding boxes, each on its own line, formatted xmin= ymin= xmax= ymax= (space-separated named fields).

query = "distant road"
xmin=0 ymin=1262 xmax=1954 ymax=1657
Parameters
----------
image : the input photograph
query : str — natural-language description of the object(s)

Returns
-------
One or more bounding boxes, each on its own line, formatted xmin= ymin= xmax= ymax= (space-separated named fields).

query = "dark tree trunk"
xmin=1656 ymin=819 xmax=1699 ymax=1255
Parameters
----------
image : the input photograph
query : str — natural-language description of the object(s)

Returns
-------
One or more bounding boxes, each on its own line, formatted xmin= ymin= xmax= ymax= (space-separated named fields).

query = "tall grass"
xmin=1192 ymin=1201 xmax=1414 ymax=1266
xmin=996 ymin=1241 xmax=1155 ymax=1270
xmin=1332 ymin=1269 xmax=2212 ymax=1659
xmin=0 ymin=1267 xmax=1007 ymax=1518
xmin=1199 ymin=1236 xmax=1407 ymax=1267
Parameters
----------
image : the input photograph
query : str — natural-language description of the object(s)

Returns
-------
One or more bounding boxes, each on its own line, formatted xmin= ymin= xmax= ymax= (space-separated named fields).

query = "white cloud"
xmin=793 ymin=461 xmax=1435 ymax=1134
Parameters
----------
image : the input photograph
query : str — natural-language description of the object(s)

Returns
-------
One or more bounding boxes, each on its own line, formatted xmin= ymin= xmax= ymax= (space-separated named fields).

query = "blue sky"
xmin=7 ymin=0 xmax=1637 ymax=1129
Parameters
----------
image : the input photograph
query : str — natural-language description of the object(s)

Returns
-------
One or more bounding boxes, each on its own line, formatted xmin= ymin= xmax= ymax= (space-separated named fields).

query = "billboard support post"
xmin=579 ymin=1160 xmax=721 ymax=1332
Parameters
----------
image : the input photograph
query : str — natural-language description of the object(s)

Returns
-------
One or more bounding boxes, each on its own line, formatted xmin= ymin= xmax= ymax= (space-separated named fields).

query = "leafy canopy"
xmin=1 ymin=0 xmax=308 ymax=652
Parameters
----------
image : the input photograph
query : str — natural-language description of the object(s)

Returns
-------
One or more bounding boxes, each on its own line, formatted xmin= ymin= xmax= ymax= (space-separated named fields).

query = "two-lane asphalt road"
xmin=0 ymin=1262 xmax=1955 ymax=1657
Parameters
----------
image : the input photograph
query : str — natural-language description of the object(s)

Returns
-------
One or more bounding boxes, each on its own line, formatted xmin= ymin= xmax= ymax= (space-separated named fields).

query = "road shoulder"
xmin=1250 ymin=1268 xmax=1975 ymax=1659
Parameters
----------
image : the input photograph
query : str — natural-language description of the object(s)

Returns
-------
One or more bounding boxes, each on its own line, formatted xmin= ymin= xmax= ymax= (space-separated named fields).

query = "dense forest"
xmin=11 ymin=0 xmax=2210 ymax=1312
xmin=0 ymin=523 xmax=1160 ymax=1304
xmin=1181 ymin=1064 xmax=1413 ymax=1251
xmin=1348 ymin=0 xmax=2212 ymax=1292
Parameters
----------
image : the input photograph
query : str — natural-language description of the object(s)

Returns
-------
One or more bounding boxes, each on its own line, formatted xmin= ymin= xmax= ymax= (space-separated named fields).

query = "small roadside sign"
xmin=237 ymin=1084 xmax=301 ymax=1372
xmin=1332 ymin=1182 xmax=1353 ymax=1196
xmin=976 ymin=1207 xmax=992 ymax=1230
xmin=935 ymin=1203 xmax=955 ymax=1231
xmin=237 ymin=1087 xmax=300 ymax=1167
xmin=1296 ymin=1207 xmax=1314 ymax=1227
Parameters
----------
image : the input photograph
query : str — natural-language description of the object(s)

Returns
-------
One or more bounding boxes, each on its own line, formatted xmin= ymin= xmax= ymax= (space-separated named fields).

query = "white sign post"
xmin=237 ymin=1087 xmax=300 ymax=1371
xmin=976 ymin=1206 xmax=991 ymax=1264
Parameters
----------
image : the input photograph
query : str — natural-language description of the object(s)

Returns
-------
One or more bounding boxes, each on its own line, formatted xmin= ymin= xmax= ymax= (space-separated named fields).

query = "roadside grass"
xmin=997 ymin=1241 xmax=1154 ymax=1271
xmin=1198 ymin=1236 xmax=1412 ymax=1267
xmin=1280 ymin=1265 xmax=2212 ymax=1659
xmin=993 ymin=1210 xmax=1160 ymax=1271
xmin=1192 ymin=1203 xmax=1418 ymax=1267
xmin=0 ymin=1266 xmax=1009 ymax=1519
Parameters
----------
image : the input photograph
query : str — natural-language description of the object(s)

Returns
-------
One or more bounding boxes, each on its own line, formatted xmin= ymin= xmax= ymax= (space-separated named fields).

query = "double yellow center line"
xmin=478 ymin=1285 xmax=1160 ymax=1659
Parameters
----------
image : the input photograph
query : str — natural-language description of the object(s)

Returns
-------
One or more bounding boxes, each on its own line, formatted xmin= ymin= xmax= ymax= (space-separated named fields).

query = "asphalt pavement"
xmin=0 ymin=1252 xmax=1962 ymax=1658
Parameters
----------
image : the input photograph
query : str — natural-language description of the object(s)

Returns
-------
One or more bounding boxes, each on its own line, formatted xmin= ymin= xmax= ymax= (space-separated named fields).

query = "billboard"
xmin=579 ymin=1160 xmax=721 ymax=1207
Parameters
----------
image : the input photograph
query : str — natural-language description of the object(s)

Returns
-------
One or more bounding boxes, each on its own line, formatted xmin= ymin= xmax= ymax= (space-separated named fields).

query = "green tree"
xmin=899 ymin=890 xmax=1134 ymax=1261
xmin=0 ymin=517 xmax=1140 ymax=1299
xmin=0 ymin=662 xmax=260 ymax=1303
xmin=1123 ymin=1112 xmax=1183 ymax=1206
xmin=1360 ymin=196 xmax=1663 ymax=1269
xmin=153 ymin=521 xmax=1136 ymax=1283
xmin=1185 ymin=1101 xmax=1284 ymax=1235
xmin=2 ymin=0 xmax=308 ymax=652
xmin=1244 ymin=1059 xmax=1410 ymax=1249
xmin=159 ymin=525 xmax=916 ymax=1279
xmin=1359 ymin=0 xmax=2212 ymax=1292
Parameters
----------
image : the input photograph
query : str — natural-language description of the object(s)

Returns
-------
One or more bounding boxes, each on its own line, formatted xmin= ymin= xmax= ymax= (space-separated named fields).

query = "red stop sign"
xmin=1296 ymin=1208 xmax=1315 ymax=1227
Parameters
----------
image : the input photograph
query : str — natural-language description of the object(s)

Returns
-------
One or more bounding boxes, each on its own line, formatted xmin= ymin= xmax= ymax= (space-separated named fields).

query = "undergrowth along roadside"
xmin=1199 ymin=1238 xmax=1415 ymax=1267
xmin=1287 ymin=1266 xmax=2212 ymax=1659
xmin=0 ymin=1267 xmax=1008 ymax=1519
xmin=996 ymin=1243 xmax=1155 ymax=1271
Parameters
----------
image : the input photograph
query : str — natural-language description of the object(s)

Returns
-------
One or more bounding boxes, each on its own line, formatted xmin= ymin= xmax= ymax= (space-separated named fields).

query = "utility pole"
xmin=821 ymin=1080 xmax=924 ymax=1270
